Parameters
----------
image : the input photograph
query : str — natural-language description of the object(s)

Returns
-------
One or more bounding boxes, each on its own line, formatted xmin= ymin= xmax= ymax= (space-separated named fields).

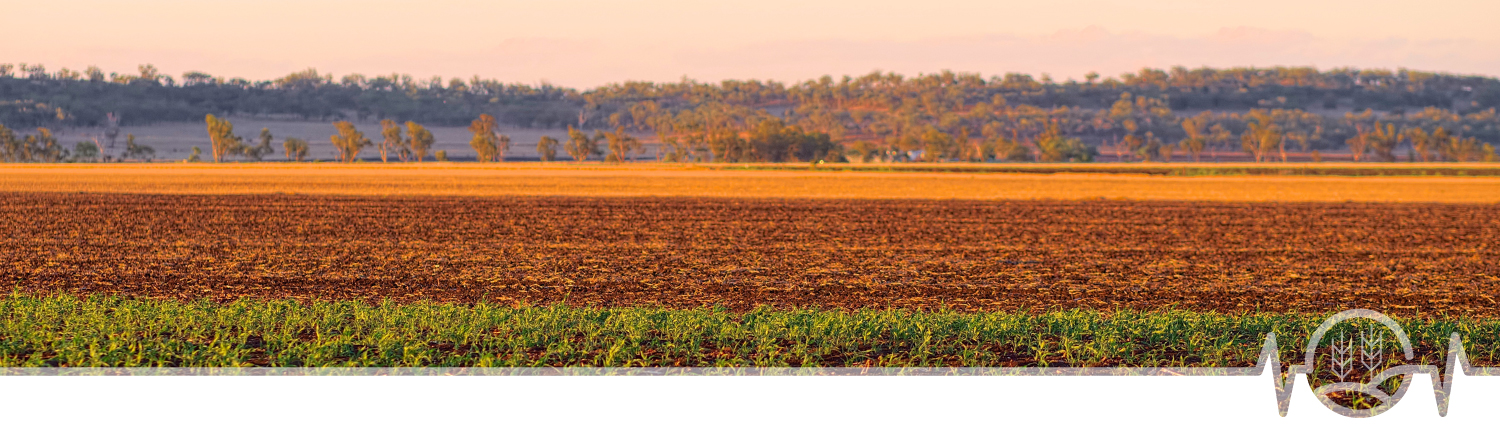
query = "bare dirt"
xmin=4 ymin=192 xmax=1496 ymax=317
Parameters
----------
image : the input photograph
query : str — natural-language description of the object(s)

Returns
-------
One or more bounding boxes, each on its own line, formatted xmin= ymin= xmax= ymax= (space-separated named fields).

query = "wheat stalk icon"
xmin=1330 ymin=331 xmax=1355 ymax=381
xmin=1361 ymin=329 xmax=1385 ymax=373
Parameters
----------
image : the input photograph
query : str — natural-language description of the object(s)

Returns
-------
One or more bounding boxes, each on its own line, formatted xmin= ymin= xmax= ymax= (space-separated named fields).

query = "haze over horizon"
xmin=4 ymin=0 xmax=1499 ymax=87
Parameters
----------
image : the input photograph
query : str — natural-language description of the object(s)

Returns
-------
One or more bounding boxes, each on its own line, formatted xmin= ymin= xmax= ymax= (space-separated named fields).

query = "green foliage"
xmin=434 ymin=149 xmax=448 ymax=162
xmin=707 ymin=129 xmax=753 ymax=162
xmin=329 ymin=121 xmax=371 ymax=162
xmin=743 ymin=118 xmax=840 ymax=163
xmin=537 ymin=136 xmax=559 ymax=162
xmin=844 ymin=140 xmax=878 ymax=163
xmin=0 ymin=125 xmax=68 ymax=162
xmin=603 ymin=126 xmax=642 ymax=163
xmin=240 ymin=128 xmax=275 ymax=161
xmin=1434 ymin=132 xmax=1484 ymax=162
xmin=379 ymin=120 xmax=403 ymax=162
xmin=405 ymin=121 xmax=435 ymax=162
xmin=1240 ymin=110 xmax=1283 ymax=162
xmin=121 ymin=134 xmax=155 ymax=161
xmin=282 ymin=138 xmax=309 ymax=162
xmin=7 ymin=64 xmax=1500 ymax=164
xmin=187 ymin=146 xmax=202 ymax=162
xmin=468 ymin=114 xmax=503 ymax=162
xmin=1 ymin=294 xmax=1496 ymax=368
xmin=564 ymin=126 xmax=601 ymax=162
xmin=1364 ymin=122 xmax=1402 ymax=162
xmin=1180 ymin=114 xmax=1209 ymax=162
xmin=204 ymin=115 xmax=242 ymax=162
xmin=71 ymin=141 xmax=99 ymax=162
xmin=1036 ymin=123 xmax=1096 ymax=162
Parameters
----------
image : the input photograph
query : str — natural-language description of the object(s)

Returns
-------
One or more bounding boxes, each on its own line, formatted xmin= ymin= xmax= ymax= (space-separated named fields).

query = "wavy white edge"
xmin=0 ymin=331 xmax=1493 ymax=417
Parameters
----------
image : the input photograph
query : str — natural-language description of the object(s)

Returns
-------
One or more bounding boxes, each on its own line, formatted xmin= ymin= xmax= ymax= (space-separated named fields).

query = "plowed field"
xmin=4 ymin=192 xmax=1497 ymax=317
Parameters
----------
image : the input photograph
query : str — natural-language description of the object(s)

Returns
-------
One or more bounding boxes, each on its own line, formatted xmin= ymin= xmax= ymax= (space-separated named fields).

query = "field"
xmin=4 ymin=164 xmax=1500 ymax=202
xmin=1 ymin=163 xmax=1497 ymax=369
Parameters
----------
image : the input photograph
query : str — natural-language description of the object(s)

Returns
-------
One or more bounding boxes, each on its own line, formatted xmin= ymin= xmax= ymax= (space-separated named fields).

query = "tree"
xmin=917 ymin=126 xmax=954 ymax=162
xmin=845 ymin=140 xmax=877 ymax=163
xmin=188 ymin=146 xmax=202 ymax=162
xmin=564 ymin=125 xmax=601 ymax=162
xmin=993 ymin=137 xmax=1033 ymax=162
xmin=0 ymin=125 xmax=17 ymax=162
xmin=660 ymin=136 xmax=693 ymax=162
xmin=1285 ymin=126 xmax=1321 ymax=162
xmin=1405 ymin=126 xmax=1447 ymax=162
xmin=137 ymin=64 xmax=161 ymax=85
xmin=1346 ymin=124 xmax=1372 ymax=162
xmin=1240 ymin=110 xmax=1282 ymax=162
xmin=468 ymin=114 xmax=501 ymax=162
xmin=283 ymin=138 xmax=309 ymax=161
xmin=121 ymin=134 xmax=155 ymax=161
xmin=379 ymin=119 xmax=403 ymax=163
xmin=1120 ymin=133 xmax=1143 ymax=162
xmin=406 ymin=121 xmax=434 ymax=162
xmin=72 ymin=141 xmax=99 ymax=162
xmin=496 ymin=133 xmax=512 ymax=161
xmin=1138 ymin=131 xmax=1164 ymax=162
xmin=205 ymin=115 xmax=243 ymax=163
xmin=34 ymin=128 xmax=66 ymax=162
xmin=1436 ymin=134 xmax=1483 ymax=162
xmin=1365 ymin=122 xmax=1401 ymax=162
xmin=0 ymin=125 xmax=70 ymax=162
xmin=1179 ymin=114 xmax=1208 ymax=162
xmin=329 ymin=121 xmax=371 ymax=162
xmin=537 ymin=136 xmax=559 ymax=161
xmin=241 ymin=128 xmax=275 ymax=161
xmin=104 ymin=112 xmax=121 ymax=150
xmin=1035 ymin=122 xmax=1095 ymax=162
xmin=603 ymin=127 xmax=641 ymax=162
xmin=1207 ymin=124 xmax=1232 ymax=161
xmin=707 ymin=128 xmax=752 ymax=162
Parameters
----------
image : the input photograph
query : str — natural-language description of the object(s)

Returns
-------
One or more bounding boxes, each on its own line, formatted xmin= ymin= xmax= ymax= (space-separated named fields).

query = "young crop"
xmin=1 ymin=294 xmax=1495 ymax=368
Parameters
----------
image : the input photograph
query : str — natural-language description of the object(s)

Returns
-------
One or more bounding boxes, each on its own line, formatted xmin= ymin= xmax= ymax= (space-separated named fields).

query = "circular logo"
xmin=1304 ymin=309 xmax=1417 ymax=418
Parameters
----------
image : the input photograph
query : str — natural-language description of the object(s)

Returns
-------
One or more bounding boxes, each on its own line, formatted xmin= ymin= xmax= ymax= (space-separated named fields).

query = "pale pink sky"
xmin=5 ymin=0 xmax=1499 ymax=87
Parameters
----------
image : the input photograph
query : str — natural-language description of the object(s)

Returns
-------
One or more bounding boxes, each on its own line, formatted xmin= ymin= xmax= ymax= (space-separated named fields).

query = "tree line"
xmin=0 ymin=125 xmax=154 ymax=163
xmin=3 ymin=64 xmax=1497 ymax=129
xmin=2 ymin=63 xmax=1500 ymax=163
xmin=177 ymin=113 xmax=837 ymax=163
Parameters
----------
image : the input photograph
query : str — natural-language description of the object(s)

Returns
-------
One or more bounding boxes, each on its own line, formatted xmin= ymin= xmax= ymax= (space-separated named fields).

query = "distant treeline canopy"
xmin=3 ymin=64 xmax=1496 ymax=128
xmin=3 ymin=63 xmax=1500 ymax=164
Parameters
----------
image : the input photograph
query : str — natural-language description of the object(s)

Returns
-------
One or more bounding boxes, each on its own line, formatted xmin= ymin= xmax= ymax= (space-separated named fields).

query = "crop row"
xmin=2 ymin=294 xmax=1495 ymax=368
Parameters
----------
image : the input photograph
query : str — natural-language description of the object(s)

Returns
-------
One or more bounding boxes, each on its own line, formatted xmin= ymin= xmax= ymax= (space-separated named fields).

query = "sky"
xmin=4 ymin=0 xmax=1499 ymax=87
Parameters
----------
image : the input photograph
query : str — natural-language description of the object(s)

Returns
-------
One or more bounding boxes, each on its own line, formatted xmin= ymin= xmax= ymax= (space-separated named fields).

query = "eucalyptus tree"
xmin=204 ymin=115 xmax=243 ymax=162
xmin=379 ymin=119 xmax=404 ymax=162
xmin=405 ymin=121 xmax=435 ymax=162
xmin=329 ymin=121 xmax=371 ymax=162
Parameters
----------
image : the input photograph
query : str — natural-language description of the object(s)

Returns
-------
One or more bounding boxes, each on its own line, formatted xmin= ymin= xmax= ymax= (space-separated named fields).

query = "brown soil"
xmin=2 ymin=192 xmax=1497 ymax=316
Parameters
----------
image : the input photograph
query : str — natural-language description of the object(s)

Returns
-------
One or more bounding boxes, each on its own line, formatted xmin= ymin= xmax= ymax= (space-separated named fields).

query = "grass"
xmin=2 ymin=163 xmax=1500 ymax=202
xmin=2 ymin=294 xmax=1495 ymax=368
